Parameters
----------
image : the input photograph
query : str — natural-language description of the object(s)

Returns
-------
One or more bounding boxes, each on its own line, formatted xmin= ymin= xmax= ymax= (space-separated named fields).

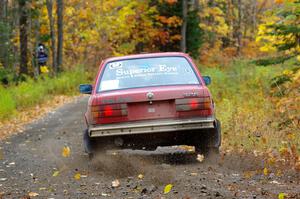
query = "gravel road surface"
xmin=0 ymin=97 xmax=299 ymax=198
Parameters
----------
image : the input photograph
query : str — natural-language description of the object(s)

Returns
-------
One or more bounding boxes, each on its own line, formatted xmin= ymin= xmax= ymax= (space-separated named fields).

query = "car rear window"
xmin=98 ymin=56 xmax=200 ymax=92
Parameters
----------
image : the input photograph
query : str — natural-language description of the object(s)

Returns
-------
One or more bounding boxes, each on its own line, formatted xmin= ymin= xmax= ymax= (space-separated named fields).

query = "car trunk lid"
xmin=90 ymin=85 xmax=211 ymax=124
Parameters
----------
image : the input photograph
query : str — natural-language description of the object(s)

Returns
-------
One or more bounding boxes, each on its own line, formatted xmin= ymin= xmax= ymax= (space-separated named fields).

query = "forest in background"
xmin=0 ymin=0 xmax=299 ymax=170
xmin=1 ymin=0 xmax=296 ymax=76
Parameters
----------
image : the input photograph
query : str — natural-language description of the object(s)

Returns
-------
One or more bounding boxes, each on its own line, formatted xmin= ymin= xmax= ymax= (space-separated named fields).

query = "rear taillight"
xmin=176 ymin=97 xmax=211 ymax=111
xmin=91 ymin=103 xmax=127 ymax=123
xmin=175 ymin=97 xmax=212 ymax=116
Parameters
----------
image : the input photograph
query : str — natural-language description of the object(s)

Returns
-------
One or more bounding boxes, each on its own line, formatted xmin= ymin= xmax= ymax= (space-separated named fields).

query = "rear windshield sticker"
xmin=109 ymin=62 xmax=123 ymax=69
xmin=115 ymin=65 xmax=178 ymax=79
xmin=100 ymin=80 xmax=119 ymax=90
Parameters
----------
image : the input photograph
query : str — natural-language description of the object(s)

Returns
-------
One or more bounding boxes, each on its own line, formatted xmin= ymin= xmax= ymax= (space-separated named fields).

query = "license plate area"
xmin=128 ymin=100 xmax=175 ymax=120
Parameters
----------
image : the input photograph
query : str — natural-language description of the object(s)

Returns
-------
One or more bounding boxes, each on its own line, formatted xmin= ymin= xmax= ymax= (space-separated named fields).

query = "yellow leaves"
xmin=66 ymin=7 xmax=75 ymax=17
xmin=279 ymin=146 xmax=289 ymax=156
xmin=287 ymin=133 xmax=295 ymax=141
xmin=62 ymin=146 xmax=71 ymax=157
xmin=283 ymin=69 xmax=293 ymax=76
xmin=74 ymin=173 xmax=81 ymax=180
xmin=243 ymin=171 xmax=254 ymax=179
xmin=79 ymin=10 xmax=88 ymax=19
xmin=52 ymin=171 xmax=59 ymax=177
xmin=259 ymin=45 xmax=277 ymax=53
xmin=137 ymin=174 xmax=144 ymax=179
xmin=278 ymin=192 xmax=287 ymax=199
xmin=40 ymin=25 xmax=48 ymax=35
xmin=199 ymin=5 xmax=228 ymax=37
xmin=40 ymin=66 xmax=49 ymax=74
xmin=163 ymin=184 xmax=173 ymax=194
xmin=261 ymin=137 xmax=267 ymax=144
xmin=263 ymin=167 xmax=269 ymax=176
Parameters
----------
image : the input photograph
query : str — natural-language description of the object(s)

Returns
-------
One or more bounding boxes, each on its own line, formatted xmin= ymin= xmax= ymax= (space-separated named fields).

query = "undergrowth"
xmin=200 ymin=59 xmax=299 ymax=153
xmin=0 ymin=66 xmax=90 ymax=120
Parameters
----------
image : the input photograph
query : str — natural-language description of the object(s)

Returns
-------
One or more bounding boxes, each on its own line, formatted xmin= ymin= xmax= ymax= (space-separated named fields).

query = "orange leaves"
xmin=157 ymin=16 xmax=182 ymax=27
xmin=274 ymin=0 xmax=284 ymax=4
xmin=39 ymin=25 xmax=48 ymax=35
xmin=62 ymin=146 xmax=71 ymax=158
xmin=165 ymin=0 xmax=177 ymax=5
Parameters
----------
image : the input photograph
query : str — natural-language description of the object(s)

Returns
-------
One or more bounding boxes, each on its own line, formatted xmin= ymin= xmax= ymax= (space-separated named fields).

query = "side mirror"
xmin=202 ymin=76 xmax=211 ymax=85
xmin=79 ymin=84 xmax=93 ymax=94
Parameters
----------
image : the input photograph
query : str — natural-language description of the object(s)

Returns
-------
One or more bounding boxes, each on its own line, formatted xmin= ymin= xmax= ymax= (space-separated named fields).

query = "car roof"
xmin=103 ymin=52 xmax=189 ymax=63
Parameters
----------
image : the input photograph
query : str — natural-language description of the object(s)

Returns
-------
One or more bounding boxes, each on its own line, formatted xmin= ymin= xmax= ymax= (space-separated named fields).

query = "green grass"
xmin=0 ymin=66 xmax=90 ymax=120
xmin=200 ymin=60 xmax=297 ymax=151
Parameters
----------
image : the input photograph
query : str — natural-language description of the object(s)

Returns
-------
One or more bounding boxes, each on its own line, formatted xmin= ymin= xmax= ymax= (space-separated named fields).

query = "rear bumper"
xmin=88 ymin=117 xmax=215 ymax=137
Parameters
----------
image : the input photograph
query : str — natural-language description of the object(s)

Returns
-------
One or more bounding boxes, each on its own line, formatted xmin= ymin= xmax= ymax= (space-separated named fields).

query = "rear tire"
xmin=83 ymin=130 xmax=121 ymax=160
xmin=83 ymin=130 xmax=97 ymax=159
xmin=194 ymin=119 xmax=221 ymax=155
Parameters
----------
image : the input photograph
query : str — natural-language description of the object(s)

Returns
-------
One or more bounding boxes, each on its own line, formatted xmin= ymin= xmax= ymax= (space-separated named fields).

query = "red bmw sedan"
xmin=80 ymin=52 xmax=221 ymax=157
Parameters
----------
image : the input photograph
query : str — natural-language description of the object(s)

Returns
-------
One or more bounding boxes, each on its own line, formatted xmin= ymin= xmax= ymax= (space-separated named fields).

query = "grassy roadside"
xmin=0 ymin=66 xmax=90 ymax=120
xmin=201 ymin=59 xmax=300 ymax=170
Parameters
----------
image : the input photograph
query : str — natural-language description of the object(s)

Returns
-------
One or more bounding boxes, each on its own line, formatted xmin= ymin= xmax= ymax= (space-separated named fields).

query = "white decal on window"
xmin=101 ymin=80 xmax=119 ymax=90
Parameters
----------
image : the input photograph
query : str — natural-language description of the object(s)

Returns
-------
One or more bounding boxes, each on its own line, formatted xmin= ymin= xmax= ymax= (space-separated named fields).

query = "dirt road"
xmin=0 ymin=97 xmax=299 ymax=198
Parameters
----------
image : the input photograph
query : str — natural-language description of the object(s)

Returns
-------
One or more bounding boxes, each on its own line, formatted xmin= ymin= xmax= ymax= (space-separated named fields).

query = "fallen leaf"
xmin=243 ymin=171 xmax=253 ymax=179
xmin=8 ymin=162 xmax=15 ymax=166
xmin=276 ymin=170 xmax=282 ymax=177
xmin=138 ymin=174 xmax=144 ymax=179
xmin=190 ymin=172 xmax=198 ymax=176
xmin=196 ymin=154 xmax=205 ymax=162
xmin=278 ymin=192 xmax=287 ymax=199
xmin=74 ymin=173 xmax=81 ymax=180
xmin=52 ymin=171 xmax=59 ymax=177
xmin=28 ymin=192 xmax=39 ymax=197
xmin=263 ymin=167 xmax=268 ymax=176
xmin=101 ymin=192 xmax=111 ymax=197
xmin=62 ymin=146 xmax=71 ymax=157
xmin=0 ymin=149 xmax=3 ymax=160
xmin=112 ymin=179 xmax=120 ymax=188
xmin=163 ymin=184 xmax=173 ymax=194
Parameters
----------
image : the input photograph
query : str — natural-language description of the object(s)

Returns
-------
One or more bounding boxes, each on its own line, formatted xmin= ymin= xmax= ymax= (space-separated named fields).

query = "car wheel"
xmin=83 ymin=129 xmax=97 ymax=158
xmin=194 ymin=119 xmax=221 ymax=155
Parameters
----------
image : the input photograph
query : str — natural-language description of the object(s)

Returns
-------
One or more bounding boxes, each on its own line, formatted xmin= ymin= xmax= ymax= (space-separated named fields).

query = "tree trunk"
xmin=180 ymin=0 xmax=187 ymax=53
xmin=0 ymin=0 xmax=8 ymax=26
xmin=46 ymin=0 xmax=57 ymax=74
xmin=251 ymin=0 xmax=257 ymax=37
xmin=236 ymin=0 xmax=242 ymax=56
xmin=0 ymin=0 xmax=9 ymax=68
xmin=56 ymin=0 xmax=63 ymax=72
xmin=19 ymin=0 xmax=28 ymax=75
